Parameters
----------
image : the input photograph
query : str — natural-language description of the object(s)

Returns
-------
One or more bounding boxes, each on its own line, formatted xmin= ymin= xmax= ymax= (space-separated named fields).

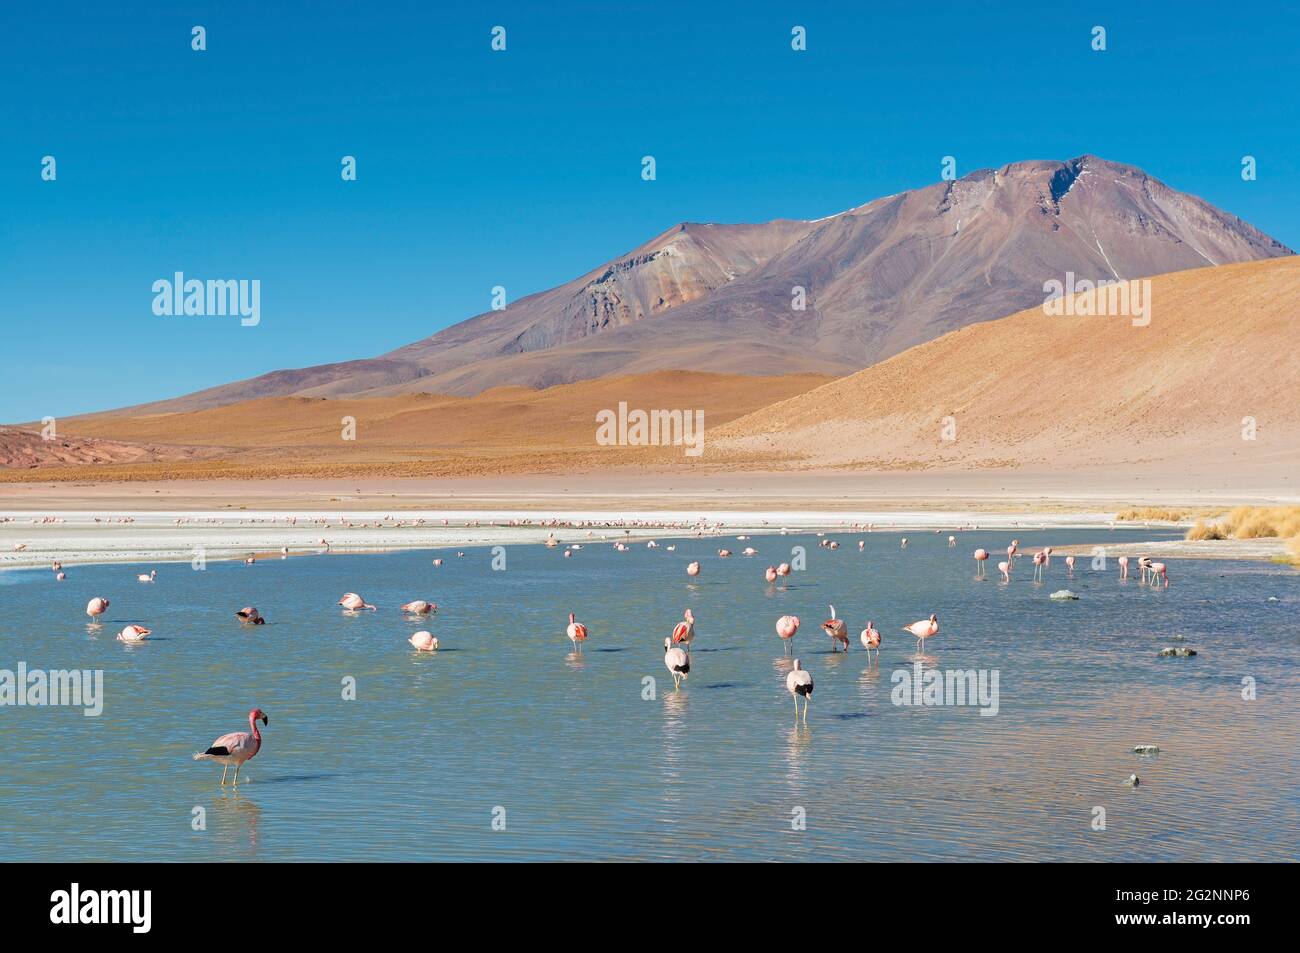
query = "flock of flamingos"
xmin=60 ymin=526 xmax=1174 ymax=783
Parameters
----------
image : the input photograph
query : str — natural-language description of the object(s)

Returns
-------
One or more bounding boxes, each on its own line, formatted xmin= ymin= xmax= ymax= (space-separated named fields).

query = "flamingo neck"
xmin=249 ymin=715 xmax=261 ymax=743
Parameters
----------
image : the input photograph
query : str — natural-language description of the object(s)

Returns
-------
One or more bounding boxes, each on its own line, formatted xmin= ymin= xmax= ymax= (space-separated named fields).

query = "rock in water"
xmin=1050 ymin=589 xmax=1079 ymax=600
xmin=1132 ymin=744 xmax=1161 ymax=755
xmin=1157 ymin=646 xmax=1198 ymax=657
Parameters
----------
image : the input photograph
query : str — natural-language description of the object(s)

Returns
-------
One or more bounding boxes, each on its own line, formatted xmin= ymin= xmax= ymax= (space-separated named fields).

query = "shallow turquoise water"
xmin=1 ymin=528 xmax=1297 ymax=861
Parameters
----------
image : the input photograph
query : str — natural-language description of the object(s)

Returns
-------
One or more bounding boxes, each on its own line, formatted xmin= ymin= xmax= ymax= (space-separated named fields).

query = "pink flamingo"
xmin=193 ymin=708 xmax=268 ymax=785
xmin=1065 ymin=555 xmax=1076 ymax=574
xmin=116 ymin=624 xmax=151 ymax=643
xmin=786 ymin=659 xmax=814 ymax=722
xmin=409 ymin=630 xmax=438 ymax=651
xmin=686 ymin=561 xmax=701 ymax=577
xmin=765 ymin=565 xmax=778 ymax=584
xmin=1032 ymin=550 xmax=1046 ymax=581
xmin=137 ymin=569 xmax=156 ymax=583
xmin=663 ymin=637 xmax=691 ymax=689
xmin=821 ymin=605 xmax=849 ymax=652
xmin=903 ymin=613 xmax=939 ymax=653
xmin=86 ymin=597 xmax=109 ymax=621
xmin=1138 ymin=556 xmax=1153 ymax=583
xmin=1007 ymin=539 xmax=1020 ymax=562
xmin=775 ymin=614 xmax=799 ymax=652
xmin=55 ymin=572 xmax=66 ymax=581
xmin=566 ymin=611 xmax=589 ymax=650
xmin=1150 ymin=562 xmax=1169 ymax=587
xmin=860 ymin=622 xmax=881 ymax=663
xmin=401 ymin=600 xmax=437 ymax=615
xmin=1043 ymin=546 xmax=1054 ymax=566
xmin=776 ymin=562 xmax=791 ymax=577
xmin=672 ymin=609 xmax=695 ymax=648
xmin=339 ymin=592 xmax=377 ymax=611
xmin=973 ymin=548 xmax=989 ymax=576
xmin=998 ymin=560 xmax=1010 ymax=581
xmin=1118 ymin=556 xmax=1130 ymax=580
xmin=235 ymin=607 xmax=265 ymax=625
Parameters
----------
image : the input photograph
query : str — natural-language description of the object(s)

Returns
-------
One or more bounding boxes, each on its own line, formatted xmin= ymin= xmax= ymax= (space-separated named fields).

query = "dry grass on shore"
xmin=1186 ymin=506 xmax=1300 ymax=565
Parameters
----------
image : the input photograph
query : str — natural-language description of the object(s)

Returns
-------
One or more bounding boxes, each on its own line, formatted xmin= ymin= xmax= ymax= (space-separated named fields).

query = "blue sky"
xmin=3 ymin=1 xmax=1297 ymax=422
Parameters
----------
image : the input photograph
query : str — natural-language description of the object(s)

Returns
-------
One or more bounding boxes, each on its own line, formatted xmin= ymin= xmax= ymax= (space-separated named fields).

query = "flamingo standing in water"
xmin=193 ymin=708 xmax=268 ymax=785
xmin=1137 ymin=556 xmax=1153 ymax=584
xmin=973 ymin=548 xmax=989 ymax=576
xmin=86 ymin=597 xmax=109 ymax=621
xmin=1032 ymin=550 xmax=1046 ymax=581
xmin=566 ymin=611 xmax=589 ymax=650
xmin=686 ymin=561 xmax=701 ymax=578
xmin=775 ymin=615 xmax=799 ymax=652
xmin=663 ymin=638 xmax=690 ymax=689
xmin=137 ymin=569 xmax=156 ymax=583
xmin=1007 ymin=539 xmax=1020 ymax=562
xmin=786 ymin=659 xmax=814 ymax=722
xmin=1118 ymin=556 xmax=1130 ymax=580
xmin=860 ymin=622 xmax=881 ymax=663
xmin=776 ymin=563 xmax=791 ymax=577
xmin=998 ymin=560 xmax=1010 ymax=582
xmin=401 ymin=600 xmax=436 ymax=615
xmin=116 ymin=624 xmax=151 ymax=643
xmin=235 ymin=607 xmax=265 ymax=625
xmin=903 ymin=614 xmax=939 ymax=653
xmin=409 ymin=630 xmax=438 ymax=651
xmin=339 ymin=592 xmax=377 ymax=611
xmin=821 ymin=605 xmax=849 ymax=652
xmin=1065 ymin=555 xmax=1075 ymax=574
xmin=1150 ymin=562 xmax=1169 ymax=587
xmin=1043 ymin=546 xmax=1054 ymax=566
xmin=672 ymin=609 xmax=695 ymax=648
xmin=765 ymin=565 xmax=778 ymax=584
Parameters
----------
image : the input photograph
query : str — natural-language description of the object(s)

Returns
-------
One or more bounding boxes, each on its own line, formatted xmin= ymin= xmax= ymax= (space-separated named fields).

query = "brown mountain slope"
xmin=110 ymin=156 xmax=1290 ymax=415
xmin=0 ymin=427 xmax=217 ymax=469
xmin=25 ymin=371 xmax=829 ymax=479
xmin=710 ymin=257 xmax=1300 ymax=474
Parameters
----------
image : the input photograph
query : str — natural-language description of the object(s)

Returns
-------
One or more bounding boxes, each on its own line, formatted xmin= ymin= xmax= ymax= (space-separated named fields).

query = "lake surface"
xmin=1 ymin=528 xmax=1297 ymax=861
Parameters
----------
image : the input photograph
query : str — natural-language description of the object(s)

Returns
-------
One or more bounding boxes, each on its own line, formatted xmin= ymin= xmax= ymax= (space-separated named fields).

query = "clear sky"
xmin=3 ymin=1 xmax=1297 ymax=422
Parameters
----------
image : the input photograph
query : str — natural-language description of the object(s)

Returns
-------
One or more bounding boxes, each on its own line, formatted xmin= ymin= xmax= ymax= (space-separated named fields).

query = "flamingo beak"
xmin=261 ymin=714 xmax=269 ymax=726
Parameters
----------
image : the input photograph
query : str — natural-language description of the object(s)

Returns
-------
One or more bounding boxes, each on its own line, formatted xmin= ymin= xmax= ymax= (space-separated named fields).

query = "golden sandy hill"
xmin=711 ymin=258 xmax=1300 ymax=474
xmin=13 ymin=371 xmax=829 ymax=480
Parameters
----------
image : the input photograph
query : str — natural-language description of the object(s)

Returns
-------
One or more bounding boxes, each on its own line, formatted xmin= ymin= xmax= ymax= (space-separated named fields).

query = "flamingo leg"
xmin=220 ymin=764 xmax=228 ymax=785
xmin=232 ymin=763 xmax=240 ymax=785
